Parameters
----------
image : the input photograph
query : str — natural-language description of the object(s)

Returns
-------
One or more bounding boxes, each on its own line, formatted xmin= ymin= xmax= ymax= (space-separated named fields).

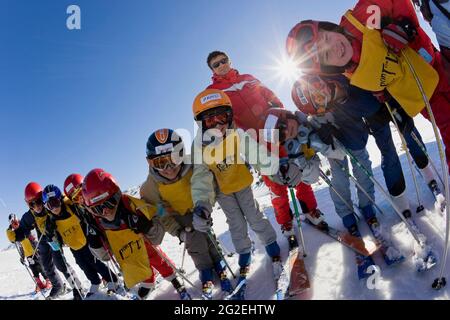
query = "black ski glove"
xmin=127 ymin=213 xmax=154 ymax=234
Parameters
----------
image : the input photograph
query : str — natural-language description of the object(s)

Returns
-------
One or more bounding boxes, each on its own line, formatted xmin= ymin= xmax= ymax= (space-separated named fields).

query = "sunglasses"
xmin=211 ymin=57 xmax=229 ymax=69
xmin=28 ymin=198 xmax=43 ymax=208
xmin=149 ymin=153 xmax=182 ymax=171
xmin=88 ymin=192 xmax=121 ymax=216
xmin=44 ymin=197 xmax=62 ymax=211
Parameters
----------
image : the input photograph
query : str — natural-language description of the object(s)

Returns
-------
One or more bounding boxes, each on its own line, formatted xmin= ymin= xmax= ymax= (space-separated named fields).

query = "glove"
xmin=192 ymin=203 xmax=213 ymax=233
xmin=392 ymin=107 xmax=414 ymax=136
xmin=127 ymin=213 xmax=153 ymax=234
xmin=26 ymin=257 xmax=35 ymax=265
xmin=20 ymin=257 xmax=25 ymax=265
xmin=278 ymin=159 xmax=304 ymax=187
xmin=381 ymin=23 xmax=409 ymax=54
xmin=315 ymin=123 xmax=335 ymax=146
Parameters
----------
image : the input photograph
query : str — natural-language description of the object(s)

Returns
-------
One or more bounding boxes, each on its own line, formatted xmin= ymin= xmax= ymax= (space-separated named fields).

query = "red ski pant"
xmin=262 ymin=176 xmax=317 ymax=227
xmin=420 ymin=52 xmax=450 ymax=172
xmin=142 ymin=242 xmax=175 ymax=284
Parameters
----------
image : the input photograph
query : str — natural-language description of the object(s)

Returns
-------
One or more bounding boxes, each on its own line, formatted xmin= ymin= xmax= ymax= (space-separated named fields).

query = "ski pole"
xmin=206 ymin=230 xmax=236 ymax=278
xmin=30 ymin=231 xmax=46 ymax=260
xmin=289 ymin=188 xmax=307 ymax=257
xmin=335 ymin=140 xmax=425 ymax=246
xmin=385 ymin=102 xmax=424 ymax=213
xmin=180 ymin=242 xmax=187 ymax=274
xmin=330 ymin=159 xmax=386 ymax=216
xmin=410 ymin=131 xmax=444 ymax=186
xmin=14 ymin=242 xmax=47 ymax=299
xmin=151 ymin=244 xmax=204 ymax=296
xmin=60 ymin=251 xmax=85 ymax=300
xmin=401 ymin=52 xmax=450 ymax=290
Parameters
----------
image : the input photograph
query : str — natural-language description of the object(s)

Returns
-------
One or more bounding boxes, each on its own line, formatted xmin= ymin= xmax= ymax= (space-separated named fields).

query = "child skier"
xmin=190 ymin=88 xmax=284 ymax=299
xmin=140 ymin=128 xmax=233 ymax=299
xmin=81 ymin=168 xmax=190 ymax=300
xmin=6 ymin=213 xmax=51 ymax=292
xmin=42 ymin=184 xmax=120 ymax=298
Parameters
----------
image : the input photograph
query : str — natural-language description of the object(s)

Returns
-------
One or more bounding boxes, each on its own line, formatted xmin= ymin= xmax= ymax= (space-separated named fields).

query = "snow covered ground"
xmin=1 ymin=115 xmax=450 ymax=300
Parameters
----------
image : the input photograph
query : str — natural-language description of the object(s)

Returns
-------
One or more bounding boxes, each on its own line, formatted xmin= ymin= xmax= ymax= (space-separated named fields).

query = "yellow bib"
xmin=6 ymin=229 xmax=16 ymax=242
xmin=125 ymin=195 xmax=157 ymax=221
xmin=21 ymin=238 xmax=35 ymax=257
xmin=105 ymin=229 xmax=152 ymax=288
xmin=203 ymin=131 xmax=253 ymax=195
xmin=344 ymin=10 xmax=439 ymax=117
xmin=33 ymin=214 xmax=48 ymax=235
xmin=158 ymin=170 xmax=194 ymax=215
xmin=55 ymin=213 xmax=87 ymax=251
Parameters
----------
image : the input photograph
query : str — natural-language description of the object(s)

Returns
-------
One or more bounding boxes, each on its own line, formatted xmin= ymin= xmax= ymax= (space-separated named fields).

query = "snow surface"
xmin=1 ymin=115 xmax=450 ymax=300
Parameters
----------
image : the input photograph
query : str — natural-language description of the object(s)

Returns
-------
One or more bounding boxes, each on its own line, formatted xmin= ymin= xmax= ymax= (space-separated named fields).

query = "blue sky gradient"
xmin=0 ymin=0 xmax=437 ymax=247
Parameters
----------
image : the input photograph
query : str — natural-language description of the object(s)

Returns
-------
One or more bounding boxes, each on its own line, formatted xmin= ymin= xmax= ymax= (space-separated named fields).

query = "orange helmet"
xmin=192 ymin=89 xmax=232 ymax=121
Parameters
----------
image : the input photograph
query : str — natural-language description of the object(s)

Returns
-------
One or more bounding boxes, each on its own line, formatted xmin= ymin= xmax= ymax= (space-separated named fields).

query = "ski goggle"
xmin=149 ymin=153 xmax=182 ymax=171
xmin=286 ymin=22 xmax=321 ymax=73
xmin=44 ymin=197 xmax=62 ymax=211
xmin=211 ymin=57 xmax=229 ymax=69
xmin=201 ymin=108 xmax=232 ymax=129
xmin=28 ymin=198 xmax=43 ymax=208
xmin=88 ymin=192 xmax=121 ymax=216
xmin=70 ymin=186 xmax=83 ymax=203
xmin=304 ymin=75 xmax=333 ymax=112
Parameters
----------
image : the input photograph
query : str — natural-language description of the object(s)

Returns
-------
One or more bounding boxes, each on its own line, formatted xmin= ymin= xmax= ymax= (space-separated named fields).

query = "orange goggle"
xmin=149 ymin=153 xmax=182 ymax=171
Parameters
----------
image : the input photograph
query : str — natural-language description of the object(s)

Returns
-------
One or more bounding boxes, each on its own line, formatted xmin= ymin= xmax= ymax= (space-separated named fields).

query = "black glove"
xmin=127 ymin=213 xmax=154 ymax=234
xmin=315 ymin=123 xmax=335 ymax=146
xmin=392 ymin=107 xmax=415 ymax=136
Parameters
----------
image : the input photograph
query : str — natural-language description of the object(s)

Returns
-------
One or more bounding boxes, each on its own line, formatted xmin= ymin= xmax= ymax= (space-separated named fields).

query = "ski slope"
xmin=1 ymin=115 xmax=450 ymax=300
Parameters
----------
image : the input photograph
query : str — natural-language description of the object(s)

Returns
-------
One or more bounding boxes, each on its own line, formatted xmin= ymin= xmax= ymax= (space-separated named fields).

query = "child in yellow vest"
xmin=140 ymin=128 xmax=233 ymax=299
xmin=6 ymin=213 xmax=50 ymax=292
xmin=42 ymin=184 xmax=120 ymax=298
xmin=191 ymin=88 xmax=284 ymax=300
xmin=81 ymin=168 xmax=190 ymax=300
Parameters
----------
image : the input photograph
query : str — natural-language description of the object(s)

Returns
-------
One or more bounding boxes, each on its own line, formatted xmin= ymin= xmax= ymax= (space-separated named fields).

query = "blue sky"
xmin=0 ymin=0 xmax=437 ymax=248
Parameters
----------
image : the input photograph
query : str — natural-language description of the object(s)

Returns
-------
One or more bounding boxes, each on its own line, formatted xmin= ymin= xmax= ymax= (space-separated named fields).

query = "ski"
xmin=355 ymin=252 xmax=376 ymax=280
xmin=303 ymin=219 xmax=377 ymax=256
xmin=224 ymin=278 xmax=246 ymax=300
xmin=286 ymin=249 xmax=310 ymax=298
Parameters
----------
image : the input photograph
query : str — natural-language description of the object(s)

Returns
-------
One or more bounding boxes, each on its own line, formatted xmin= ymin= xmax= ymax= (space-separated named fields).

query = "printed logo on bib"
xmin=118 ymin=239 xmax=143 ymax=260
xmin=379 ymin=52 xmax=399 ymax=87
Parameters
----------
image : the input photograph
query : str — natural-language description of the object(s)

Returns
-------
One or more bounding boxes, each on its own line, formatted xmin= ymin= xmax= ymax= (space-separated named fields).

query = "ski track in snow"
xmin=1 ymin=115 xmax=450 ymax=300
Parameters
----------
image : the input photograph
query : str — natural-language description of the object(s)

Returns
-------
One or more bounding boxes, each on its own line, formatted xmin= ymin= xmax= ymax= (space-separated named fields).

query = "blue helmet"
xmin=42 ymin=184 xmax=63 ymax=204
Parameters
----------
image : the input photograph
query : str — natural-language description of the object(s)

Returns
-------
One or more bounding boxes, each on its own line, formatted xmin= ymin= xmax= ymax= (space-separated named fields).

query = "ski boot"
xmin=46 ymin=285 xmax=65 ymax=300
xmin=72 ymin=287 xmax=85 ymax=300
xmin=86 ymin=284 xmax=100 ymax=298
xmin=35 ymin=277 xmax=47 ymax=290
xmin=137 ymin=285 xmax=154 ymax=300
xmin=281 ymin=223 xmax=298 ymax=251
xmin=232 ymin=266 xmax=249 ymax=300
xmin=201 ymin=281 xmax=214 ymax=300
xmin=305 ymin=208 xmax=329 ymax=231
xmin=218 ymin=270 xmax=234 ymax=297
xmin=44 ymin=279 xmax=52 ymax=289
xmin=170 ymin=277 xmax=192 ymax=300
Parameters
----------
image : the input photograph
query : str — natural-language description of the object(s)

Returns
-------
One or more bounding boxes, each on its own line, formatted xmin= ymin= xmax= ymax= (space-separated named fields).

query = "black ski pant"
xmin=38 ymin=241 xmax=63 ymax=290
xmin=71 ymin=245 xmax=117 ymax=285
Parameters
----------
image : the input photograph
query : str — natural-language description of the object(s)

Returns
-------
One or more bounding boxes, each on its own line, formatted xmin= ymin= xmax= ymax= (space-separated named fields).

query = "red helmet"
xmin=292 ymin=74 xmax=335 ymax=115
xmin=64 ymin=174 xmax=84 ymax=199
xmin=82 ymin=169 xmax=120 ymax=207
xmin=24 ymin=182 xmax=43 ymax=203
xmin=286 ymin=20 xmax=321 ymax=74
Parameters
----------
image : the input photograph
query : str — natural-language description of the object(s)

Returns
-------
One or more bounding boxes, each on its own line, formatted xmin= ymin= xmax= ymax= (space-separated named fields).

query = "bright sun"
xmin=275 ymin=55 xmax=301 ymax=82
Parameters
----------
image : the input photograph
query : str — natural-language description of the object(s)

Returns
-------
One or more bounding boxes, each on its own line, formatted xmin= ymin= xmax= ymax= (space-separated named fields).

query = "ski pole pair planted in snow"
xmin=401 ymin=52 xmax=450 ymax=290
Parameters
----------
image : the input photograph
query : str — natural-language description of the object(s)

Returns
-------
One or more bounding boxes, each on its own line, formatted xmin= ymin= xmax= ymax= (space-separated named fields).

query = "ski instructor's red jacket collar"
xmin=207 ymin=68 xmax=284 ymax=132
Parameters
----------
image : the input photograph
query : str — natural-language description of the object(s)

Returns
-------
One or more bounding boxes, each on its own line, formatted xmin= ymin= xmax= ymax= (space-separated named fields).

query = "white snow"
xmin=1 ymin=114 xmax=450 ymax=300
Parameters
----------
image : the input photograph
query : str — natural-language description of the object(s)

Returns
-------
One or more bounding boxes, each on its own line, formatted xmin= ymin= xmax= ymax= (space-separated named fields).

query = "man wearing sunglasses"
xmin=82 ymin=168 xmax=190 ymax=300
xmin=206 ymin=50 xmax=324 ymax=251
xmin=141 ymin=128 xmax=233 ymax=300
xmin=7 ymin=182 xmax=67 ymax=299
xmin=42 ymin=184 xmax=121 ymax=298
